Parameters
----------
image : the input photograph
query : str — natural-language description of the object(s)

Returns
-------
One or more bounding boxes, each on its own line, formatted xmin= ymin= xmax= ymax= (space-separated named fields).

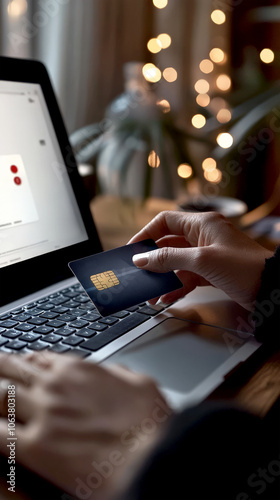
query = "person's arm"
xmin=0 ymin=352 xmax=171 ymax=500
xmin=129 ymin=211 xmax=273 ymax=312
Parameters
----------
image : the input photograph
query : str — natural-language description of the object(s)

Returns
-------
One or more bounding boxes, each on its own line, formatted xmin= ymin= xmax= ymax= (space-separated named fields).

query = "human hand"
xmin=129 ymin=211 xmax=273 ymax=311
xmin=0 ymin=352 xmax=171 ymax=500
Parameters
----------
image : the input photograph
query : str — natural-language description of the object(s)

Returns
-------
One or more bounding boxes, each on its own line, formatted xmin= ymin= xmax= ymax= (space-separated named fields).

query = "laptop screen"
xmin=0 ymin=80 xmax=88 ymax=269
xmin=0 ymin=57 xmax=102 ymax=307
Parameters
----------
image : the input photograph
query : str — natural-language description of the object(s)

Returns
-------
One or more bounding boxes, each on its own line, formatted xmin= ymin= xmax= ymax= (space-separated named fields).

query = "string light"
xmin=153 ymin=0 xmax=168 ymax=9
xmin=216 ymin=108 xmax=232 ymax=123
xmin=157 ymin=99 xmax=171 ymax=113
xmin=210 ymin=10 xmax=226 ymax=25
xmin=196 ymin=94 xmax=210 ymax=107
xmin=191 ymin=114 xmax=206 ymax=129
xmin=157 ymin=33 xmax=171 ymax=49
xmin=216 ymin=74 xmax=231 ymax=91
xmin=217 ymin=132 xmax=233 ymax=148
xmin=163 ymin=67 xmax=177 ymax=82
xmin=142 ymin=63 xmax=162 ymax=83
xmin=202 ymin=158 xmax=217 ymax=172
xmin=7 ymin=0 xmax=27 ymax=16
xmin=209 ymin=48 xmax=225 ymax=63
xmin=260 ymin=48 xmax=275 ymax=64
xmin=147 ymin=38 xmax=162 ymax=54
xmin=148 ymin=151 xmax=160 ymax=168
xmin=204 ymin=168 xmax=222 ymax=183
xmin=199 ymin=59 xmax=214 ymax=74
xmin=177 ymin=164 xmax=193 ymax=179
xmin=194 ymin=79 xmax=210 ymax=94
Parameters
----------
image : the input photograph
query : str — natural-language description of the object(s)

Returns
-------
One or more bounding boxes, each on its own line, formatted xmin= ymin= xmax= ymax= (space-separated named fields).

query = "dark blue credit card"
xmin=68 ymin=239 xmax=182 ymax=316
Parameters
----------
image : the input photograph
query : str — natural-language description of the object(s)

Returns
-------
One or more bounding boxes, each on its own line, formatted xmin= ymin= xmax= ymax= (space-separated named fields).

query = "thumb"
xmin=132 ymin=247 xmax=202 ymax=273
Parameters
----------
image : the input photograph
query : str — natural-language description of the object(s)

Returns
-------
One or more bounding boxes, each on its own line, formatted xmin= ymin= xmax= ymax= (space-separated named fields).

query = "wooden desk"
xmin=0 ymin=195 xmax=279 ymax=499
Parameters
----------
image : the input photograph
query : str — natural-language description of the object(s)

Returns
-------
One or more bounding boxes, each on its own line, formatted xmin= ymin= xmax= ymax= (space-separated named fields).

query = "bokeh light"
xmin=163 ymin=67 xmax=178 ymax=82
xmin=148 ymin=150 xmax=160 ymax=168
xmin=199 ymin=59 xmax=214 ymax=74
xmin=216 ymin=108 xmax=232 ymax=123
xmin=204 ymin=168 xmax=222 ymax=183
xmin=211 ymin=10 xmax=226 ymax=25
xmin=7 ymin=0 xmax=27 ymax=16
xmin=191 ymin=114 xmax=206 ymax=129
xmin=147 ymin=38 xmax=162 ymax=54
xmin=209 ymin=48 xmax=225 ymax=63
xmin=157 ymin=33 xmax=171 ymax=49
xmin=157 ymin=99 xmax=171 ymax=113
xmin=194 ymin=79 xmax=210 ymax=94
xmin=217 ymin=132 xmax=233 ymax=148
xmin=196 ymin=94 xmax=210 ymax=107
xmin=202 ymin=157 xmax=217 ymax=172
xmin=177 ymin=163 xmax=193 ymax=179
xmin=153 ymin=0 xmax=168 ymax=9
xmin=216 ymin=74 xmax=231 ymax=91
xmin=142 ymin=63 xmax=162 ymax=83
xmin=260 ymin=48 xmax=275 ymax=64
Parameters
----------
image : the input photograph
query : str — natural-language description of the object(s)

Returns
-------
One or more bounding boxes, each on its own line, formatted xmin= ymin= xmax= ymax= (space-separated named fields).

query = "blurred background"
xmin=1 ymin=0 xmax=280 ymax=246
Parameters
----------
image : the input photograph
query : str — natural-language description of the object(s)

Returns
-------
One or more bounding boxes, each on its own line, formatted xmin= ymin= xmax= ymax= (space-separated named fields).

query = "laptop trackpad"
xmin=104 ymin=318 xmax=251 ymax=397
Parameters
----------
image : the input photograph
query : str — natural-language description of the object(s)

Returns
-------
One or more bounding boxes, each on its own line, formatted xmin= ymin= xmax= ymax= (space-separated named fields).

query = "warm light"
xmin=157 ymin=33 xmax=171 ymax=49
xmin=199 ymin=59 xmax=214 ymax=74
xmin=196 ymin=94 xmax=210 ymax=107
xmin=147 ymin=38 xmax=162 ymax=54
xmin=191 ymin=114 xmax=206 ymax=129
xmin=163 ymin=67 xmax=178 ymax=82
xmin=142 ymin=63 xmax=162 ymax=83
xmin=210 ymin=97 xmax=226 ymax=112
xmin=7 ymin=0 xmax=27 ymax=16
xmin=177 ymin=164 xmax=193 ymax=179
xmin=202 ymin=157 xmax=217 ymax=172
xmin=209 ymin=48 xmax=225 ymax=63
xmin=194 ymin=79 xmax=210 ymax=94
xmin=260 ymin=48 xmax=275 ymax=64
xmin=216 ymin=74 xmax=231 ymax=91
xmin=148 ymin=150 xmax=160 ymax=168
xmin=217 ymin=108 xmax=232 ymax=123
xmin=204 ymin=168 xmax=222 ymax=183
xmin=157 ymin=99 xmax=171 ymax=113
xmin=217 ymin=132 xmax=233 ymax=148
xmin=153 ymin=0 xmax=168 ymax=8
xmin=211 ymin=9 xmax=226 ymax=25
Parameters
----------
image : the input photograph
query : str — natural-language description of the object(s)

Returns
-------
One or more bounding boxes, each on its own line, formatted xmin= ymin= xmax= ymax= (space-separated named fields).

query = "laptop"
xmin=0 ymin=56 xmax=261 ymax=410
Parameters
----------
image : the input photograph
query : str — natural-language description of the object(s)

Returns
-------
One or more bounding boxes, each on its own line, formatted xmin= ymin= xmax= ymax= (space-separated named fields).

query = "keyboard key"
xmin=125 ymin=305 xmax=140 ymax=312
xmin=26 ymin=308 xmax=42 ymax=316
xmin=46 ymin=319 xmax=66 ymax=328
xmin=55 ymin=327 xmax=76 ymax=336
xmin=28 ymin=340 xmax=49 ymax=351
xmin=112 ymin=311 xmax=130 ymax=319
xmin=15 ymin=323 xmax=34 ymax=332
xmin=84 ymin=313 xmax=101 ymax=322
xmin=58 ymin=313 xmax=78 ymax=322
xmin=43 ymin=333 xmax=62 ymax=344
xmin=0 ymin=319 xmax=18 ymax=329
xmin=33 ymin=326 xmax=54 ymax=335
xmin=0 ymin=338 xmax=8 ymax=347
xmin=53 ymin=306 xmax=69 ymax=314
xmin=75 ymin=328 xmax=97 ymax=338
xmin=0 ymin=313 xmax=12 ymax=321
xmin=2 ymin=330 xmax=21 ymax=339
xmin=138 ymin=305 xmax=163 ymax=316
xmin=99 ymin=317 xmax=119 ymax=326
xmin=15 ymin=313 xmax=32 ymax=322
xmin=12 ymin=308 xmax=24 ymax=314
xmin=81 ymin=313 xmax=150 ymax=352
xmin=27 ymin=317 xmax=47 ymax=326
xmin=87 ymin=323 xmax=108 ymax=332
xmin=49 ymin=297 xmax=68 ymax=306
xmin=19 ymin=333 xmax=41 ymax=342
xmin=49 ymin=344 xmax=70 ymax=354
xmin=68 ymin=319 xmax=89 ymax=329
xmin=0 ymin=327 xmax=6 ymax=334
xmin=7 ymin=340 xmax=27 ymax=350
xmin=40 ymin=311 xmax=59 ymax=319
xmin=62 ymin=336 xmax=83 ymax=347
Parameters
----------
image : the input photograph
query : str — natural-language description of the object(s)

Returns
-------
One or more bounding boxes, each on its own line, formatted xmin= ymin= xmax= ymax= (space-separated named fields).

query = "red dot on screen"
xmin=14 ymin=177 xmax=21 ymax=185
xmin=10 ymin=165 xmax=18 ymax=174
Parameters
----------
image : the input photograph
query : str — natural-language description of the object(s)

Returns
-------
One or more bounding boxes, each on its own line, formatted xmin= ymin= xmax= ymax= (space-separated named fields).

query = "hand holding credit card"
xmin=69 ymin=239 xmax=182 ymax=316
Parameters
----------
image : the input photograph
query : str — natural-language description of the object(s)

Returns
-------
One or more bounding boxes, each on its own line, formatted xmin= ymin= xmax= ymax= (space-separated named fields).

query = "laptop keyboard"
xmin=0 ymin=284 xmax=163 ymax=358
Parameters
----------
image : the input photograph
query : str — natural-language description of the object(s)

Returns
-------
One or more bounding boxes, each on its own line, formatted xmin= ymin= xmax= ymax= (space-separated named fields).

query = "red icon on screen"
xmin=10 ymin=165 xmax=22 ymax=186
xmin=14 ymin=176 xmax=22 ymax=185
xmin=10 ymin=165 xmax=18 ymax=174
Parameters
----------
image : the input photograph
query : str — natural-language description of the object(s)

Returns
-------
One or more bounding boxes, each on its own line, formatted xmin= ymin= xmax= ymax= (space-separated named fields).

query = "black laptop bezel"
xmin=0 ymin=56 xmax=103 ymax=307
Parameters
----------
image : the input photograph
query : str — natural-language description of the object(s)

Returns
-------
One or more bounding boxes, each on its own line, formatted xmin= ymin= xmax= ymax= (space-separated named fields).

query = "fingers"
xmin=133 ymin=246 xmax=204 ymax=274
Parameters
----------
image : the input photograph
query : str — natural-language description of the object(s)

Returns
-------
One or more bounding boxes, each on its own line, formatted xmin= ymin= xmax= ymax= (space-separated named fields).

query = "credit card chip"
xmin=90 ymin=271 xmax=120 ymax=290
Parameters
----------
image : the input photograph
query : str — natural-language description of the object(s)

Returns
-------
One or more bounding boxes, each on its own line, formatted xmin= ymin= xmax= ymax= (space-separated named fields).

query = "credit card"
xmin=68 ymin=239 xmax=182 ymax=316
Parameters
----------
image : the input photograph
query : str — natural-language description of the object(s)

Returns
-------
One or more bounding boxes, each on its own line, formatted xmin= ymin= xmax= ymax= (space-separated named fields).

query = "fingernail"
xmin=132 ymin=252 xmax=150 ymax=267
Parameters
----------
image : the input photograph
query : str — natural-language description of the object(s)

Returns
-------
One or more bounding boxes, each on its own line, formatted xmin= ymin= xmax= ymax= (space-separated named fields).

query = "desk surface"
xmin=0 ymin=195 xmax=279 ymax=499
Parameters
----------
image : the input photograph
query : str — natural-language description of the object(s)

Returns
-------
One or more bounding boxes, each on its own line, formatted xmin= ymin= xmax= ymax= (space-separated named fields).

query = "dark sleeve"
xmin=123 ymin=401 xmax=279 ymax=500
xmin=253 ymin=245 xmax=280 ymax=345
